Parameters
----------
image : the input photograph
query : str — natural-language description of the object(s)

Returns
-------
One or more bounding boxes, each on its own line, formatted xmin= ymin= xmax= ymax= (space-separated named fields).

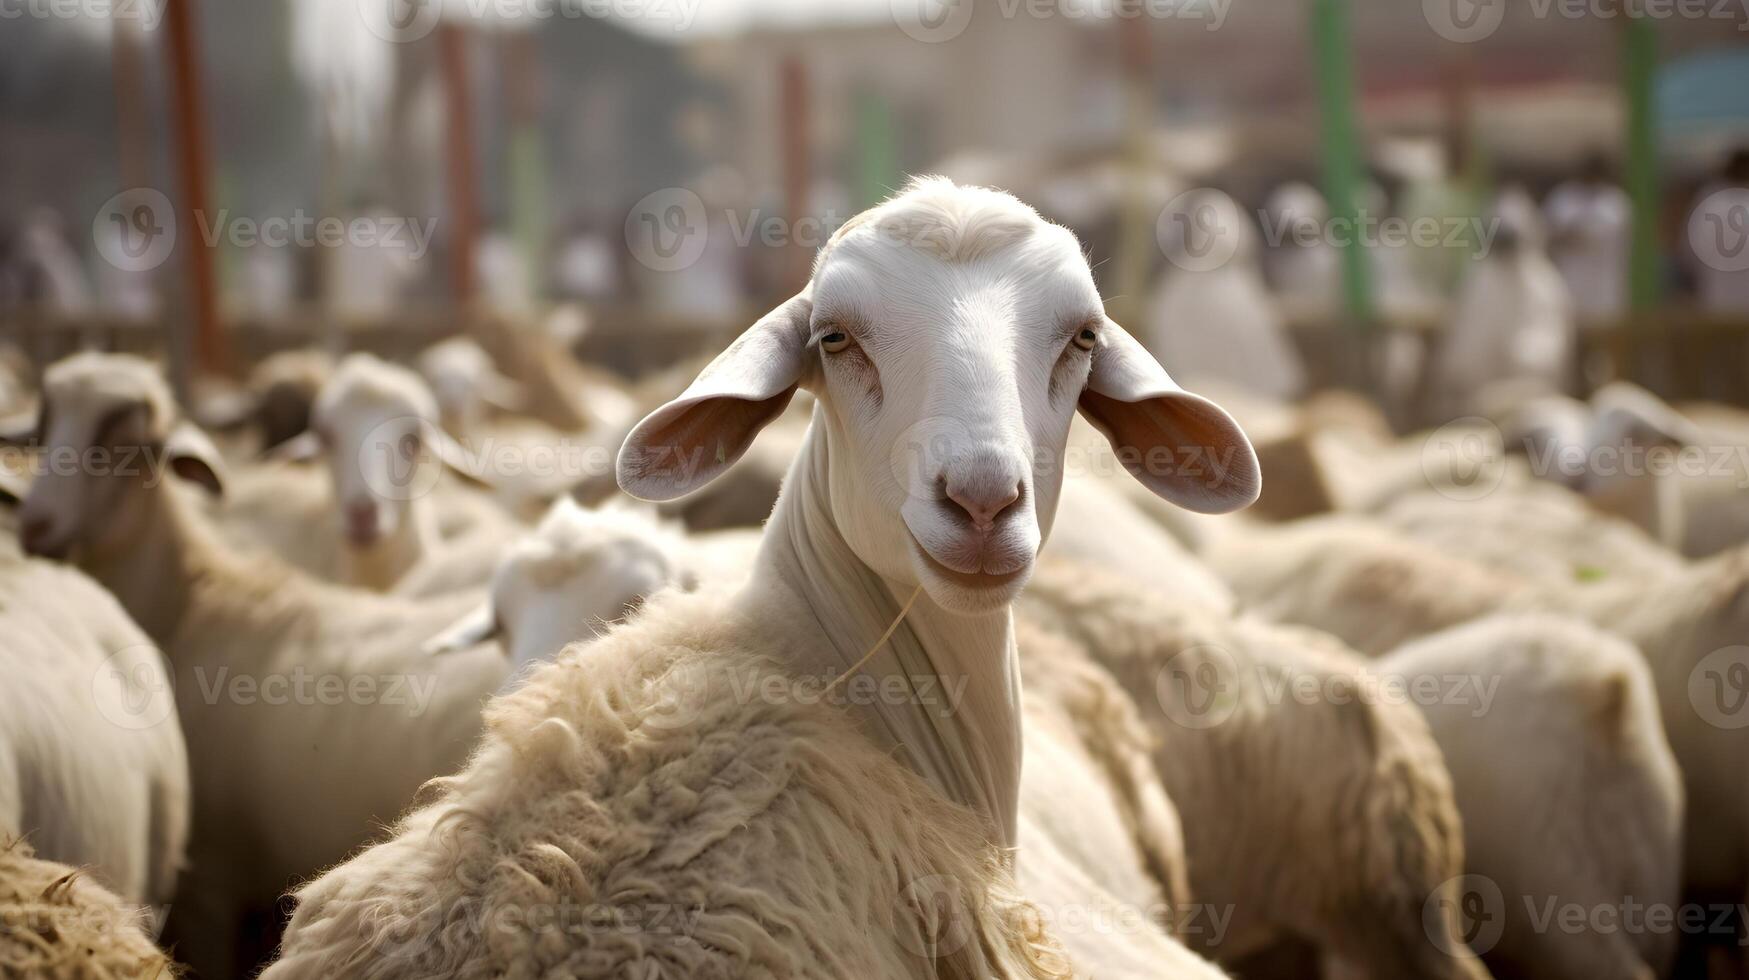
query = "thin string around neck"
xmin=822 ymin=583 xmax=925 ymax=696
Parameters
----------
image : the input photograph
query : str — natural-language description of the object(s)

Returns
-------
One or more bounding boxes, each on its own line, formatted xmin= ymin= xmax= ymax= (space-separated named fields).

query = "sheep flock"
xmin=1 ymin=178 xmax=1747 ymax=980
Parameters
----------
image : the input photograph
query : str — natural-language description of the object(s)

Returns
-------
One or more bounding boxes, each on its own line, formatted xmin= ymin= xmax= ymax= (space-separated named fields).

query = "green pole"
xmin=1623 ymin=14 xmax=1661 ymax=312
xmin=854 ymin=89 xmax=896 ymax=211
xmin=1312 ymin=0 xmax=1372 ymax=328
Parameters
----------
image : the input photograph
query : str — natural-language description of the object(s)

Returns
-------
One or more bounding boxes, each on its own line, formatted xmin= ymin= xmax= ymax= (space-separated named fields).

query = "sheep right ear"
xmin=617 ymin=290 xmax=812 ymax=502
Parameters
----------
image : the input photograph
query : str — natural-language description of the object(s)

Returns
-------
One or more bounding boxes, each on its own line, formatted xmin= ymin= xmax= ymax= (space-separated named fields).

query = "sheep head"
xmin=619 ymin=176 xmax=1258 ymax=614
xmin=19 ymin=352 xmax=224 ymax=561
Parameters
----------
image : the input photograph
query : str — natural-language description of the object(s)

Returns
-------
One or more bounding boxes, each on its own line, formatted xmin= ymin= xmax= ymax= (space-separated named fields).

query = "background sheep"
xmin=17 ymin=352 xmax=511 ymax=978
xmin=0 ymin=837 xmax=175 ymax=980
xmin=1380 ymin=614 xmax=1684 ymax=980
xmin=1019 ymin=556 xmax=1491 ymax=980
xmin=0 ymin=539 xmax=188 ymax=908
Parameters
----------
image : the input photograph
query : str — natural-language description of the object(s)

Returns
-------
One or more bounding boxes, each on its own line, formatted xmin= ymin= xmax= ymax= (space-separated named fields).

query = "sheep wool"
xmin=0 ymin=837 xmax=174 ymax=980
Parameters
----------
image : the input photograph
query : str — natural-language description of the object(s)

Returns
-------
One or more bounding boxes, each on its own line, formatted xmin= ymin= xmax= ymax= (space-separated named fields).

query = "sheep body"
xmin=1380 ymin=614 xmax=1684 ymax=980
xmin=1018 ymin=557 xmax=1490 ymax=979
xmin=267 ymin=588 xmax=1067 ymax=980
xmin=0 ymin=837 xmax=174 ymax=980
xmin=0 ymin=550 xmax=188 ymax=906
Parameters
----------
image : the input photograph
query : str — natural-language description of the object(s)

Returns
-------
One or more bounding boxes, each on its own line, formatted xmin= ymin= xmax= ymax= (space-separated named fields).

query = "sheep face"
xmin=18 ymin=353 xmax=224 ymax=561
xmin=619 ymin=178 xmax=1259 ymax=614
xmin=307 ymin=354 xmax=450 ymax=548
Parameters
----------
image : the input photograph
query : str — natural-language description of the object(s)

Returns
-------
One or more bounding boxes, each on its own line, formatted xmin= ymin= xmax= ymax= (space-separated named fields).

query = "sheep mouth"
xmin=908 ymin=536 xmax=1029 ymax=591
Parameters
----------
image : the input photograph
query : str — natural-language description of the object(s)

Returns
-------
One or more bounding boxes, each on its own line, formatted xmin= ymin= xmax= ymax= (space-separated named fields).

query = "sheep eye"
xmin=820 ymin=331 xmax=852 ymax=354
xmin=1073 ymin=325 xmax=1098 ymax=351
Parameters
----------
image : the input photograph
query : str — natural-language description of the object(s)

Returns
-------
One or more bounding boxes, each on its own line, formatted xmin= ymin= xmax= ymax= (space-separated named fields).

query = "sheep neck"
xmin=749 ymin=425 xmax=1022 ymax=850
xmin=342 ymin=496 xmax=439 ymax=590
xmin=81 ymin=480 xmax=211 ymax=642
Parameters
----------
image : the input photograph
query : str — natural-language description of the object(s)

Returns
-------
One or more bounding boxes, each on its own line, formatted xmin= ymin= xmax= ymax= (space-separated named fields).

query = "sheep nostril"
xmin=944 ymin=482 xmax=1021 ymax=532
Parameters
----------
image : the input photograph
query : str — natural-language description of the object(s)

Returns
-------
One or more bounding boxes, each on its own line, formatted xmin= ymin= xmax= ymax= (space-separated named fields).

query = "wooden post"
xmin=161 ymin=0 xmax=228 ymax=378
xmin=439 ymin=23 xmax=480 ymax=309
xmin=1312 ymin=0 xmax=1373 ymax=330
xmin=780 ymin=55 xmax=811 ymax=293
xmin=1623 ymin=12 xmax=1661 ymax=312
xmin=110 ymin=22 xmax=149 ymax=193
xmin=504 ymin=29 xmax=547 ymax=308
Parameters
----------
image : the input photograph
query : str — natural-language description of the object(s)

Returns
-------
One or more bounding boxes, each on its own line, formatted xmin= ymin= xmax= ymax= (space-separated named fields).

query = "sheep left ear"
xmin=617 ymin=290 xmax=812 ymax=502
xmin=1078 ymin=319 xmax=1260 ymax=514
xmin=165 ymin=422 xmax=227 ymax=498
xmin=423 ymin=602 xmax=500 ymax=655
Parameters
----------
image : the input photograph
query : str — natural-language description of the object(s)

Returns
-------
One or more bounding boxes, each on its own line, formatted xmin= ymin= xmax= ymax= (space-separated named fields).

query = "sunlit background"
xmin=3 ymin=0 xmax=1747 ymax=414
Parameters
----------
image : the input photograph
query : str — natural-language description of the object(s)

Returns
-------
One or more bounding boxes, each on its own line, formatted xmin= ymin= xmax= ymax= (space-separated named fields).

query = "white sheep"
xmin=1209 ymin=512 xmax=1749 ymax=966
xmin=16 ymin=352 xmax=512 ymax=978
xmin=0 ymin=542 xmax=188 ymax=908
xmin=422 ymin=496 xmax=760 ymax=688
xmin=289 ymin=351 xmax=524 ymax=593
xmin=415 ymin=336 xmax=528 ymax=438
xmin=1380 ymin=614 xmax=1684 ymax=980
xmin=0 ymin=837 xmax=175 ymax=980
xmin=265 ymin=177 xmax=1260 ymax=977
xmin=1019 ymin=556 xmax=1492 ymax=980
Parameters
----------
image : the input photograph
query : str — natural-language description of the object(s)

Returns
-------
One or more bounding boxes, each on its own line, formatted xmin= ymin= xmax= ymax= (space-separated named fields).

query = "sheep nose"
xmin=19 ymin=514 xmax=60 ymax=558
xmin=344 ymin=500 xmax=379 ymax=542
xmin=944 ymin=479 xmax=1021 ymax=532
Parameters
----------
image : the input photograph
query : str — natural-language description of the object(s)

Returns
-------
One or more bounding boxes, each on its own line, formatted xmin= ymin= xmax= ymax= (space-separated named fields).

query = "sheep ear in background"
xmin=422 ymin=602 xmax=499 ymax=655
xmin=1078 ymin=318 xmax=1261 ymax=514
xmin=165 ymin=423 xmax=227 ymax=498
xmin=423 ymin=421 xmax=498 ymax=489
xmin=1590 ymin=381 xmax=1704 ymax=449
xmin=263 ymin=429 xmax=322 ymax=463
xmin=479 ymin=371 xmax=529 ymax=415
xmin=616 ymin=290 xmax=812 ymax=502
